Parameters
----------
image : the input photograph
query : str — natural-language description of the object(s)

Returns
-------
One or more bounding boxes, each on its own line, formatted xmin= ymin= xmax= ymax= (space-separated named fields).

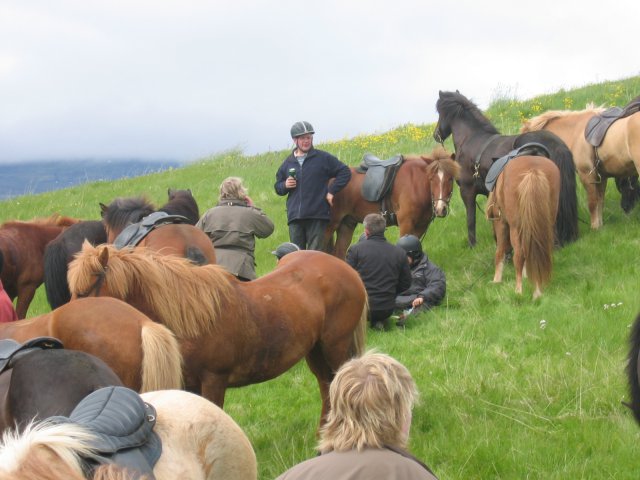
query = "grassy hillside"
xmin=3 ymin=75 xmax=640 ymax=479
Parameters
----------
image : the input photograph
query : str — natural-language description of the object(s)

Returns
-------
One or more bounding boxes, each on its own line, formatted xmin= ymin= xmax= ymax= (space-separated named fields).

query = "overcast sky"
xmin=1 ymin=0 xmax=638 ymax=163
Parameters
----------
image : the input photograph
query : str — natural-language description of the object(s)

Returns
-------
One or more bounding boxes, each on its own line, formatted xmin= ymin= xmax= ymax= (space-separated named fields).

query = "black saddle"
xmin=50 ymin=386 xmax=162 ymax=480
xmin=113 ymin=211 xmax=189 ymax=249
xmin=356 ymin=154 xmax=404 ymax=203
xmin=485 ymin=142 xmax=551 ymax=192
xmin=585 ymin=97 xmax=640 ymax=147
xmin=0 ymin=337 xmax=63 ymax=375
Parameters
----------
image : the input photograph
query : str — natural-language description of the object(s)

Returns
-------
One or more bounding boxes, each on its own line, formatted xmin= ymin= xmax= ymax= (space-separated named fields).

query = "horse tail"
xmin=518 ymin=169 xmax=554 ymax=290
xmin=186 ymin=246 xmax=208 ymax=266
xmin=140 ymin=321 xmax=184 ymax=392
xmin=627 ymin=312 xmax=640 ymax=425
xmin=44 ymin=240 xmax=71 ymax=309
xmin=551 ymin=144 xmax=579 ymax=246
xmin=351 ymin=294 xmax=369 ymax=357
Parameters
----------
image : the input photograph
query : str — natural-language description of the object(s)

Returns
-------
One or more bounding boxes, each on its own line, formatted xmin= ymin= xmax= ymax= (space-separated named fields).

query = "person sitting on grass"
xmin=346 ymin=213 xmax=411 ymax=331
xmin=276 ymin=351 xmax=438 ymax=479
xmin=394 ymin=234 xmax=446 ymax=326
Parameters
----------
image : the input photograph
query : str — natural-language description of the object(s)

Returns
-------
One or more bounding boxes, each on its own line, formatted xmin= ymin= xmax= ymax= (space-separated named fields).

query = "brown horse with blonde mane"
xmin=0 ymin=297 xmax=182 ymax=393
xmin=521 ymin=103 xmax=640 ymax=229
xmin=0 ymin=214 xmax=80 ymax=318
xmin=68 ymin=243 xmax=367 ymax=426
xmin=487 ymin=155 xmax=560 ymax=299
xmin=325 ymin=146 xmax=459 ymax=258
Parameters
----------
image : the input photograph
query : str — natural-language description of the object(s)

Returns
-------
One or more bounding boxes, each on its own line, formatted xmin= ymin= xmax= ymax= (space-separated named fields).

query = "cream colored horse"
xmin=0 ymin=390 xmax=257 ymax=480
xmin=521 ymin=105 xmax=640 ymax=229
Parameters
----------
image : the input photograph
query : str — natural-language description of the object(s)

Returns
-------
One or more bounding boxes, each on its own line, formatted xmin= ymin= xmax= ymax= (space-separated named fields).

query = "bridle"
xmin=430 ymin=167 xmax=454 ymax=218
xmin=74 ymin=268 xmax=107 ymax=298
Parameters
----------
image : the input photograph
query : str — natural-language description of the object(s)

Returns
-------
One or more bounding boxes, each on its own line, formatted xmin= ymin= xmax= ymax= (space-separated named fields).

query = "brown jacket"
xmin=276 ymin=447 xmax=437 ymax=480
xmin=196 ymin=199 xmax=274 ymax=280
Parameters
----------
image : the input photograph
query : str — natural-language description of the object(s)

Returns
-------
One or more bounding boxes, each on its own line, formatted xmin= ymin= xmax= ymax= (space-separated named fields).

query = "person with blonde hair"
xmin=277 ymin=351 xmax=437 ymax=479
xmin=196 ymin=176 xmax=274 ymax=280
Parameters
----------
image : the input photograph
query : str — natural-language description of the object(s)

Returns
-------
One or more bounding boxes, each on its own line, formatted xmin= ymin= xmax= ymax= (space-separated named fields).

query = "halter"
xmin=430 ymin=165 xmax=454 ymax=217
xmin=74 ymin=268 xmax=107 ymax=298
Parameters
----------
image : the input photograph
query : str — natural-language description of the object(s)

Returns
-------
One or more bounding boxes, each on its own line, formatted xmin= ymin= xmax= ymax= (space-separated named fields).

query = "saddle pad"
xmin=485 ymin=142 xmax=551 ymax=192
xmin=113 ymin=212 xmax=189 ymax=249
xmin=0 ymin=337 xmax=63 ymax=374
xmin=50 ymin=386 xmax=161 ymax=479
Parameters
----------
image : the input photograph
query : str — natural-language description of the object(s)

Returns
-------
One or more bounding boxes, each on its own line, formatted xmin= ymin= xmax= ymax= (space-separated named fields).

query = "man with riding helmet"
xmin=394 ymin=234 xmax=446 ymax=324
xmin=274 ymin=121 xmax=351 ymax=251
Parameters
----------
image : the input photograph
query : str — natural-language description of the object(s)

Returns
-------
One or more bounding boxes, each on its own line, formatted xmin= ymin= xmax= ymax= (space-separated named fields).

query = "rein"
xmin=473 ymin=134 xmax=500 ymax=179
xmin=75 ymin=268 xmax=107 ymax=298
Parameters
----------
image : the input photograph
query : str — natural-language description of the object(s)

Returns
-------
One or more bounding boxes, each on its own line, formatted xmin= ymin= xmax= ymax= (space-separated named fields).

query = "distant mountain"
xmin=0 ymin=159 xmax=182 ymax=200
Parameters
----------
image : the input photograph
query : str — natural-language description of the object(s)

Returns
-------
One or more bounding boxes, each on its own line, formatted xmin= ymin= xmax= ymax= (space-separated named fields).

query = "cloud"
xmin=0 ymin=0 xmax=638 ymax=162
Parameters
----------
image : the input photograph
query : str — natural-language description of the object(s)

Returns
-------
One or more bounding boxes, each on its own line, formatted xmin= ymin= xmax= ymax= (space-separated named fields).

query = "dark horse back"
xmin=627 ymin=312 xmax=640 ymax=426
xmin=44 ymin=220 xmax=107 ymax=309
xmin=515 ymin=130 xmax=579 ymax=246
xmin=6 ymin=349 xmax=122 ymax=429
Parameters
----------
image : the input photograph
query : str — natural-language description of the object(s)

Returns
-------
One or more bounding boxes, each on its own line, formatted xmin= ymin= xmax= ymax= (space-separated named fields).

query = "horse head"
xmin=424 ymin=147 xmax=459 ymax=217
xmin=100 ymin=196 xmax=155 ymax=242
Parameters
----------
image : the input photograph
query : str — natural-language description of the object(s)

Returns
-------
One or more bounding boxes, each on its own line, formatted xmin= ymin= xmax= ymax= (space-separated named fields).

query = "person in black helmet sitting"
xmin=274 ymin=121 xmax=351 ymax=251
xmin=271 ymin=241 xmax=300 ymax=263
xmin=394 ymin=235 xmax=446 ymax=326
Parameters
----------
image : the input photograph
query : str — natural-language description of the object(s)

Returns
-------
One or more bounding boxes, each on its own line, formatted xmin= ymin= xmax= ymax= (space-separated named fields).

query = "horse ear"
xmin=439 ymin=90 xmax=443 ymax=97
xmin=99 ymin=203 xmax=108 ymax=217
xmin=98 ymin=245 xmax=110 ymax=268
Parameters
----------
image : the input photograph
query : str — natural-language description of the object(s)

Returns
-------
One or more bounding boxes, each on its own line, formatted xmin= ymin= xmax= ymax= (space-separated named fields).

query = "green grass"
xmin=3 ymin=76 xmax=640 ymax=479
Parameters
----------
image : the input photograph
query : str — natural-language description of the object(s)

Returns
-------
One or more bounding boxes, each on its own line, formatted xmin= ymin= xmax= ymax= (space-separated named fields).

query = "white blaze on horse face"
xmin=434 ymin=169 xmax=448 ymax=217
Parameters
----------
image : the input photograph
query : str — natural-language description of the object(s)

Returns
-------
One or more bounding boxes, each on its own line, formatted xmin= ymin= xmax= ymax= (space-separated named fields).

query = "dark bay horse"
xmin=67 ymin=244 xmax=368 ymax=427
xmin=325 ymin=146 xmax=460 ymax=258
xmin=44 ymin=220 xmax=107 ymax=309
xmin=627 ymin=311 xmax=640 ymax=427
xmin=0 ymin=297 xmax=183 ymax=392
xmin=487 ymin=156 xmax=560 ymax=299
xmin=434 ymin=90 xmax=578 ymax=248
xmin=521 ymin=105 xmax=640 ymax=229
xmin=0 ymin=215 xmax=80 ymax=318
xmin=0 ymin=389 xmax=257 ymax=480
xmin=0 ymin=348 xmax=123 ymax=432
xmin=100 ymin=194 xmax=215 ymax=265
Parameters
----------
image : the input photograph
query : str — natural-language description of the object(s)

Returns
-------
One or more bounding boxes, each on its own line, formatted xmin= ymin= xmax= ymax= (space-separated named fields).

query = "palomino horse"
xmin=0 ymin=297 xmax=182 ymax=393
xmin=100 ymin=195 xmax=215 ymax=265
xmin=487 ymin=155 xmax=560 ymax=299
xmin=325 ymin=146 xmax=460 ymax=258
xmin=0 ymin=388 xmax=256 ymax=480
xmin=521 ymin=105 xmax=640 ymax=229
xmin=67 ymin=244 xmax=367 ymax=426
xmin=434 ymin=90 xmax=578 ymax=248
xmin=0 ymin=214 xmax=79 ymax=318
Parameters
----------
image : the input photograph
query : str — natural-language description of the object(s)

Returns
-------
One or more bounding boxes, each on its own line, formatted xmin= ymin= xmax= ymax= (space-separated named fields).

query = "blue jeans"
xmin=288 ymin=219 xmax=328 ymax=251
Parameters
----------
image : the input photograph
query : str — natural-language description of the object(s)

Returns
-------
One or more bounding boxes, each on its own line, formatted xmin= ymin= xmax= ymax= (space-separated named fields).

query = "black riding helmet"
xmin=290 ymin=121 xmax=315 ymax=138
xmin=396 ymin=234 xmax=424 ymax=261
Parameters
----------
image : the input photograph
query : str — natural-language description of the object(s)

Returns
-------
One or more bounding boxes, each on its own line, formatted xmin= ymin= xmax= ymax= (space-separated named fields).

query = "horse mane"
xmin=437 ymin=91 xmax=499 ymax=135
xmin=101 ymin=197 xmax=156 ymax=231
xmin=0 ymin=421 xmax=97 ymax=479
xmin=159 ymin=189 xmax=200 ymax=225
xmin=521 ymin=105 xmax=606 ymax=132
xmin=68 ymin=243 xmax=240 ymax=338
xmin=404 ymin=146 xmax=460 ymax=179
